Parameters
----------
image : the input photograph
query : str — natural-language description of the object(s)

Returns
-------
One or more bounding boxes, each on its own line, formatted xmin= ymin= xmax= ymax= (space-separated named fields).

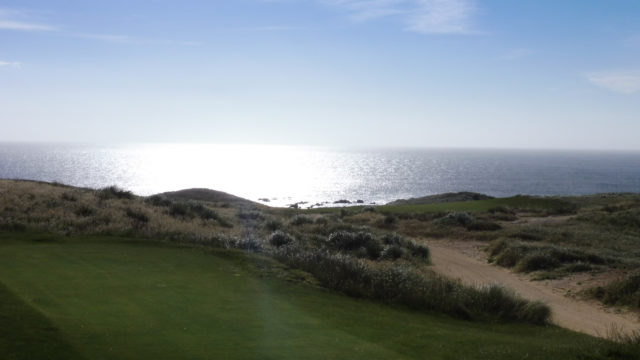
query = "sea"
xmin=1 ymin=143 xmax=640 ymax=208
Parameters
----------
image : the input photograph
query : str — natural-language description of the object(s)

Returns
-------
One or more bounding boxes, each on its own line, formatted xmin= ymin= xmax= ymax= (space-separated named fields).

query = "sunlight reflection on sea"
xmin=1 ymin=143 xmax=640 ymax=208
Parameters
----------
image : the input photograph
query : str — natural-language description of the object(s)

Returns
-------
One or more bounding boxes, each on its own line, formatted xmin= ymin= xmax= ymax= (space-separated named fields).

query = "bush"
xmin=380 ymin=245 xmax=405 ymax=260
xmin=188 ymin=202 xmax=219 ymax=220
xmin=489 ymin=239 xmax=612 ymax=273
xmin=328 ymin=231 xmax=382 ymax=259
xmin=591 ymin=272 xmax=640 ymax=309
xmin=61 ymin=193 xmax=77 ymax=202
xmin=169 ymin=203 xmax=190 ymax=218
xmin=74 ymin=205 xmax=94 ymax=217
xmin=0 ymin=222 xmax=27 ymax=232
xmin=269 ymin=230 xmax=294 ymax=247
xmin=488 ymin=206 xmax=513 ymax=214
xmin=270 ymin=245 xmax=550 ymax=324
xmin=515 ymin=250 xmax=561 ymax=272
xmin=145 ymin=195 xmax=172 ymax=207
xmin=264 ymin=219 xmax=283 ymax=231
xmin=125 ymin=208 xmax=149 ymax=225
xmin=380 ymin=233 xmax=430 ymax=262
xmin=314 ymin=217 xmax=329 ymax=226
xmin=382 ymin=233 xmax=405 ymax=245
xmin=406 ymin=241 xmax=430 ymax=261
xmin=168 ymin=202 xmax=219 ymax=221
xmin=437 ymin=212 xmax=474 ymax=227
xmin=290 ymin=215 xmax=313 ymax=226
xmin=466 ymin=221 xmax=502 ymax=231
xmin=229 ymin=236 xmax=263 ymax=252
xmin=97 ymin=186 xmax=134 ymax=200
xmin=237 ymin=211 xmax=262 ymax=221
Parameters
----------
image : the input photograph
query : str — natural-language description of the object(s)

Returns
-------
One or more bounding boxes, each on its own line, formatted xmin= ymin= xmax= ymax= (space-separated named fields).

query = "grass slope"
xmin=0 ymin=281 xmax=86 ymax=360
xmin=0 ymin=231 xmax=621 ymax=360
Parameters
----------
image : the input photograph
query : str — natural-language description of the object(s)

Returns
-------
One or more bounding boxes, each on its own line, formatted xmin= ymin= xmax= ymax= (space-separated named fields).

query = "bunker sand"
xmin=426 ymin=240 xmax=640 ymax=338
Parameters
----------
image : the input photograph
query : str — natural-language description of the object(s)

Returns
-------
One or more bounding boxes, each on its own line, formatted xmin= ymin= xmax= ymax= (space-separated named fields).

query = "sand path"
xmin=425 ymin=240 xmax=640 ymax=338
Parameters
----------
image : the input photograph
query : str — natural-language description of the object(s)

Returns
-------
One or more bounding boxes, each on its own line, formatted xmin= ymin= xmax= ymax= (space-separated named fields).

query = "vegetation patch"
xmin=488 ymin=238 xmax=614 ymax=274
xmin=272 ymin=244 xmax=550 ymax=324
xmin=96 ymin=186 xmax=134 ymax=200
xmin=589 ymin=272 xmax=640 ymax=309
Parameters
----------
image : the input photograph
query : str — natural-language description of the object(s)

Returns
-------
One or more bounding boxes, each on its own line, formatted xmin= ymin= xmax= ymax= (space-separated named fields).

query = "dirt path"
xmin=425 ymin=240 xmax=640 ymax=338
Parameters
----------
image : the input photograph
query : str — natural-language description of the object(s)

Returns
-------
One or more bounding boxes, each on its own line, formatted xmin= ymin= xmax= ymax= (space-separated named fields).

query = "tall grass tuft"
xmin=97 ymin=186 xmax=134 ymax=200
xmin=271 ymin=244 xmax=550 ymax=324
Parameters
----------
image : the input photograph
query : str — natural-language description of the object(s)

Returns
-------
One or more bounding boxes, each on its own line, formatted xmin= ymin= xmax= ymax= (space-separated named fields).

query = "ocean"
xmin=1 ymin=143 xmax=640 ymax=207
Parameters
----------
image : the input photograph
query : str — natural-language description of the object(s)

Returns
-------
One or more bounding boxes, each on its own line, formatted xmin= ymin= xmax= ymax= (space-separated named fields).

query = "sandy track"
xmin=426 ymin=240 xmax=640 ymax=338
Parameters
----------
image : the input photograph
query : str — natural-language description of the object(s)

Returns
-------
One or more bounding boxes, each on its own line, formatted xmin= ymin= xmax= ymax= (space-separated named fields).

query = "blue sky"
xmin=1 ymin=0 xmax=639 ymax=149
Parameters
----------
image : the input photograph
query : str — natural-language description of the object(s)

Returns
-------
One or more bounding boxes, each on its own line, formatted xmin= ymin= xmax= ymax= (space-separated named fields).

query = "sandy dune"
xmin=426 ymin=240 xmax=640 ymax=338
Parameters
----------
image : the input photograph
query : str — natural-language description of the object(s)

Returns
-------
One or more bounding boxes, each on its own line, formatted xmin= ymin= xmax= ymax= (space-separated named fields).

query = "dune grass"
xmin=304 ymin=195 xmax=575 ymax=215
xmin=0 ymin=231 xmax=623 ymax=360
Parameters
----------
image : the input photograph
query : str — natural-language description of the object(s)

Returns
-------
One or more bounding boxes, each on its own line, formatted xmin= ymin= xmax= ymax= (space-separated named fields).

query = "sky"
xmin=1 ymin=0 xmax=639 ymax=150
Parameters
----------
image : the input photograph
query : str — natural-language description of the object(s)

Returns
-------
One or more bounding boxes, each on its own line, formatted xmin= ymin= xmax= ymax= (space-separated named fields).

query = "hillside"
xmin=387 ymin=192 xmax=494 ymax=205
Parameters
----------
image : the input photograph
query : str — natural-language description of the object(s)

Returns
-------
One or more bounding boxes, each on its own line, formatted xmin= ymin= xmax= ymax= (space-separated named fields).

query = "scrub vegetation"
xmin=1 ymin=180 xmax=640 ymax=359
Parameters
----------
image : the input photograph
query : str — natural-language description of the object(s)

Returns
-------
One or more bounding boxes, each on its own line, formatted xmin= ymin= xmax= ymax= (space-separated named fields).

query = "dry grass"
xmin=0 ymin=180 xmax=240 ymax=240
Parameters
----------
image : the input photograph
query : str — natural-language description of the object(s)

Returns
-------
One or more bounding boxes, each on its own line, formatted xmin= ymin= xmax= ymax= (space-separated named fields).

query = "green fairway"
xmin=0 ymin=232 xmax=613 ymax=360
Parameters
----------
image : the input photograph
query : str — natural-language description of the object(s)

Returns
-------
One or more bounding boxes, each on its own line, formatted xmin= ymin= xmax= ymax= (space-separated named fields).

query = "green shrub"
xmin=406 ymin=241 xmax=430 ymax=261
xmin=188 ymin=202 xmax=219 ymax=220
xmin=264 ymin=219 xmax=283 ymax=231
xmin=168 ymin=202 xmax=219 ymax=221
xmin=437 ymin=212 xmax=474 ymax=227
xmin=328 ymin=231 xmax=382 ymax=259
xmin=125 ymin=208 xmax=149 ymax=225
xmin=237 ymin=211 xmax=262 ymax=221
xmin=271 ymin=245 xmax=550 ymax=324
xmin=0 ymin=222 xmax=27 ymax=232
xmin=488 ymin=206 xmax=513 ymax=214
xmin=145 ymin=195 xmax=172 ymax=207
xmin=290 ymin=215 xmax=313 ymax=226
xmin=515 ymin=250 xmax=561 ymax=272
xmin=169 ymin=203 xmax=190 ymax=218
xmin=269 ymin=230 xmax=294 ymax=247
xmin=380 ymin=245 xmax=405 ymax=260
xmin=466 ymin=221 xmax=502 ymax=231
xmin=97 ymin=186 xmax=134 ymax=200
xmin=382 ymin=233 xmax=405 ymax=246
xmin=314 ymin=217 xmax=329 ymax=226
xmin=489 ymin=239 xmax=612 ymax=273
xmin=74 ymin=205 xmax=94 ymax=217
xmin=60 ymin=193 xmax=77 ymax=202
xmin=591 ymin=272 xmax=640 ymax=309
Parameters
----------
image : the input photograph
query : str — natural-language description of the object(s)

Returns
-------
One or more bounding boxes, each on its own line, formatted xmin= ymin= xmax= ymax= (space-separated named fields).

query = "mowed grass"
xmin=0 ymin=232 xmax=609 ymax=360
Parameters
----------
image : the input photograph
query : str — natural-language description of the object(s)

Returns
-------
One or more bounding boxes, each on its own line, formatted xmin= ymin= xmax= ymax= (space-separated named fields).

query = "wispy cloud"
xmin=586 ymin=70 xmax=640 ymax=94
xmin=321 ymin=0 xmax=477 ymax=34
xmin=0 ymin=8 xmax=200 ymax=46
xmin=72 ymin=33 xmax=202 ymax=46
xmin=323 ymin=0 xmax=405 ymax=21
xmin=0 ymin=9 xmax=56 ymax=31
xmin=408 ymin=0 xmax=475 ymax=34
xmin=230 ymin=25 xmax=304 ymax=32
xmin=502 ymin=48 xmax=535 ymax=61
xmin=0 ymin=60 xmax=21 ymax=68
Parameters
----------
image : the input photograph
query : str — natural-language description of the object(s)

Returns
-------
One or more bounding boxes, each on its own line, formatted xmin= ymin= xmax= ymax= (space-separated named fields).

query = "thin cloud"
xmin=0 ymin=9 xmax=56 ymax=31
xmin=502 ymin=48 xmax=536 ymax=60
xmin=408 ymin=0 xmax=475 ymax=34
xmin=321 ymin=0 xmax=477 ymax=34
xmin=586 ymin=70 xmax=640 ymax=94
xmin=72 ymin=32 xmax=202 ymax=46
xmin=0 ymin=61 xmax=21 ymax=68
xmin=231 ymin=25 xmax=304 ymax=32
